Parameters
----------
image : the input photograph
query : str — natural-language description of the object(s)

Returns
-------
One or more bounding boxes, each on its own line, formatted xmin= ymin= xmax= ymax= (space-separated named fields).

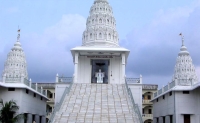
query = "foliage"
xmin=0 ymin=99 xmax=24 ymax=123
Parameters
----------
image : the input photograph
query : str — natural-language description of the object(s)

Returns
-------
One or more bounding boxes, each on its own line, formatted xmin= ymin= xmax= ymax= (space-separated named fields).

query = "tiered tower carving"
xmin=172 ymin=35 xmax=198 ymax=83
xmin=82 ymin=0 xmax=119 ymax=47
xmin=2 ymin=29 xmax=28 ymax=80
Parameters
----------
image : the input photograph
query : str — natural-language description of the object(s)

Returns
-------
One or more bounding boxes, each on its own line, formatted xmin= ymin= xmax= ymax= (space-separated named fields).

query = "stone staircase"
xmin=53 ymin=84 xmax=140 ymax=123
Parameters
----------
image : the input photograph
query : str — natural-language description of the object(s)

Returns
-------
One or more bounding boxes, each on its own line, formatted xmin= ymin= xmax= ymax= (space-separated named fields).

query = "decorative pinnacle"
xmin=17 ymin=27 xmax=20 ymax=42
xmin=179 ymin=33 xmax=184 ymax=46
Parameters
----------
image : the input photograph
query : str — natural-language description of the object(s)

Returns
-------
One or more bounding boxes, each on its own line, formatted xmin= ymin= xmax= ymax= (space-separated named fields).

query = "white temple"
xmin=71 ymin=0 xmax=129 ymax=84
xmin=2 ymin=29 xmax=28 ymax=81
xmin=0 ymin=29 xmax=48 ymax=123
xmin=172 ymin=36 xmax=198 ymax=83
xmin=53 ymin=0 xmax=143 ymax=122
xmin=152 ymin=35 xmax=200 ymax=123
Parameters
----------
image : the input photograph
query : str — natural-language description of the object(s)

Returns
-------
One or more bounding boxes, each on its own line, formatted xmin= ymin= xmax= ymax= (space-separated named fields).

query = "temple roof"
xmin=2 ymin=29 xmax=28 ymax=80
xmin=172 ymin=36 xmax=198 ymax=83
xmin=82 ymin=0 xmax=119 ymax=47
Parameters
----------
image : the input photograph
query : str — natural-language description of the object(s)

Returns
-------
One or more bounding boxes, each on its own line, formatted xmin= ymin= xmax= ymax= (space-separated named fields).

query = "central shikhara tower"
xmin=71 ymin=0 xmax=129 ymax=84
xmin=52 ymin=0 xmax=142 ymax=123
xmin=82 ymin=0 xmax=119 ymax=47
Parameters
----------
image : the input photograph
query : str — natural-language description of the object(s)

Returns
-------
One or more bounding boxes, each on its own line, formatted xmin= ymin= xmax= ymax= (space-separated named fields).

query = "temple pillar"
xmin=27 ymin=114 xmax=32 ymax=123
xmin=166 ymin=115 xmax=170 ymax=123
xmin=35 ymin=115 xmax=39 ymax=123
xmin=42 ymin=116 xmax=46 ymax=123
xmin=159 ymin=117 xmax=163 ymax=123
xmin=74 ymin=52 xmax=79 ymax=83
xmin=121 ymin=53 xmax=125 ymax=84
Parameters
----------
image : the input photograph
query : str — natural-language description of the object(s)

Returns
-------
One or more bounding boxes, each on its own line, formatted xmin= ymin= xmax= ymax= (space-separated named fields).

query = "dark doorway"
xmin=184 ymin=115 xmax=190 ymax=123
xmin=91 ymin=60 xmax=109 ymax=84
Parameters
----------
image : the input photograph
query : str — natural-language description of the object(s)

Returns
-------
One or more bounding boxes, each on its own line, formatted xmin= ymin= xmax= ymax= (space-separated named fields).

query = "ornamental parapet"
xmin=153 ymin=79 xmax=199 ymax=99
xmin=1 ymin=76 xmax=46 ymax=96
xmin=126 ymin=78 xmax=140 ymax=84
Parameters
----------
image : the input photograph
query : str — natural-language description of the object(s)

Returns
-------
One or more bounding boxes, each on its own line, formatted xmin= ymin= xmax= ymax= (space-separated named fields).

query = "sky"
xmin=0 ymin=0 xmax=200 ymax=88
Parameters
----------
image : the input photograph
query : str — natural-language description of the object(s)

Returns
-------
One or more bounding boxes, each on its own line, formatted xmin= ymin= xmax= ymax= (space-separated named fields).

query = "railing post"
xmin=41 ymin=86 xmax=43 ymax=93
xmin=191 ymin=79 xmax=193 ymax=85
xmin=29 ymin=78 xmax=32 ymax=87
xmin=168 ymin=82 xmax=170 ymax=89
xmin=46 ymin=90 xmax=48 ymax=97
xmin=21 ymin=74 xmax=24 ymax=83
xmin=2 ymin=74 xmax=6 ymax=83
xmin=36 ymin=83 xmax=38 ymax=91
xmin=140 ymin=75 xmax=142 ymax=84
xmin=175 ymin=79 xmax=178 ymax=86
xmin=56 ymin=74 xmax=59 ymax=83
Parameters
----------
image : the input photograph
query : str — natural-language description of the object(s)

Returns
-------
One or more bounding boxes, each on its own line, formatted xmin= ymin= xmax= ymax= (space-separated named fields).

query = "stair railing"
xmin=48 ymin=81 xmax=73 ymax=123
xmin=125 ymin=78 xmax=143 ymax=123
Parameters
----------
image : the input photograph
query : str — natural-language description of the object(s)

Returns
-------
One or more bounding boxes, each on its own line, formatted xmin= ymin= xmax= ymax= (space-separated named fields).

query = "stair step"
xmin=53 ymin=84 xmax=140 ymax=123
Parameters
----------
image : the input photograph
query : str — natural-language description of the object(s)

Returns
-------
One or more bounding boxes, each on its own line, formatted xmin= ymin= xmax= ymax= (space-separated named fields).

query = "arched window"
xmin=90 ymin=33 xmax=92 ymax=39
xmin=109 ymin=33 xmax=111 ymax=39
xmin=92 ymin=19 xmax=94 ymax=24
xmin=107 ymin=19 xmax=109 ymax=24
xmin=100 ymin=8 xmax=102 ymax=11
xmin=99 ymin=33 xmax=102 ymax=38
xmin=99 ymin=19 xmax=102 ymax=23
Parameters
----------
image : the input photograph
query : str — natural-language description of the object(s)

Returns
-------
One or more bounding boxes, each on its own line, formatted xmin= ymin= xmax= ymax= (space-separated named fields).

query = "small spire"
xmin=179 ymin=33 xmax=184 ymax=46
xmin=17 ymin=26 xmax=20 ymax=42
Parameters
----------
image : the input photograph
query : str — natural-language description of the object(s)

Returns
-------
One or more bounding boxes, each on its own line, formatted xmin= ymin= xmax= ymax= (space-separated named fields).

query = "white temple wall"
xmin=153 ymin=88 xmax=200 ymax=123
xmin=153 ymin=91 xmax=175 ymax=118
xmin=0 ymin=87 xmax=46 ymax=117
xmin=128 ymin=84 xmax=142 ymax=114
xmin=20 ymin=89 xmax=46 ymax=116
xmin=110 ymin=56 xmax=121 ymax=84
xmin=55 ymin=83 xmax=70 ymax=104
xmin=0 ymin=87 xmax=22 ymax=108
xmin=78 ymin=56 xmax=91 ymax=83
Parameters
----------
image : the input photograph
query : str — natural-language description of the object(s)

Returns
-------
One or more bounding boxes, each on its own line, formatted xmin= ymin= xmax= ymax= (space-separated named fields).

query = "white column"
xmin=166 ymin=116 xmax=170 ymax=123
xmin=42 ymin=116 xmax=46 ymax=123
xmin=29 ymin=78 xmax=32 ymax=87
xmin=74 ymin=52 xmax=79 ymax=83
xmin=45 ymin=90 xmax=48 ymax=97
xmin=121 ymin=53 xmax=125 ymax=84
xmin=159 ymin=117 xmax=163 ymax=123
xmin=35 ymin=115 xmax=39 ymax=123
xmin=140 ymin=75 xmax=142 ymax=84
xmin=56 ymin=73 xmax=59 ymax=83
xmin=21 ymin=74 xmax=24 ymax=83
xmin=27 ymin=114 xmax=32 ymax=123
xmin=36 ymin=83 xmax=38 ymax=91
xmin=2 ymin=74 xmax=6 ymax=83
xmin=41 ymin=86 xmax=43 ymax=93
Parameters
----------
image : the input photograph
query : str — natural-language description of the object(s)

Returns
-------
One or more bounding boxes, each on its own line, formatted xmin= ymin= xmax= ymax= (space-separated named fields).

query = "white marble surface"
xmin=53 ymin=83 xmax=140 ymax=123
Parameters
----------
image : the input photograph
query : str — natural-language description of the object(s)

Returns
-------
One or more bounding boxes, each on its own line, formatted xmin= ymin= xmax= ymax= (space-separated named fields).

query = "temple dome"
xmin=2 ymin=30 xmax=28 ymax=80
xmin=178 ymin=45 xmax=189 ymax=56
xmin=172 ymin=40 xmax=198 ymax=83
xmin=82 ymin=0 xmax=119 ymax=47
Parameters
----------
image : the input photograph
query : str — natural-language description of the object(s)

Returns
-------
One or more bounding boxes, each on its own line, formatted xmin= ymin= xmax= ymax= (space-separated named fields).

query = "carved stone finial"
xmin=179 ymin=33 xmax=184 ymax=46
xmin=17 ymin=27 xmax=20 ymax=42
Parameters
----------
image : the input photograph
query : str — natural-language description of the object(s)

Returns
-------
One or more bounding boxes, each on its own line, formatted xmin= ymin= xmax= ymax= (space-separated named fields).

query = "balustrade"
xmin=154 ymin=79 xmax=199 ymax=99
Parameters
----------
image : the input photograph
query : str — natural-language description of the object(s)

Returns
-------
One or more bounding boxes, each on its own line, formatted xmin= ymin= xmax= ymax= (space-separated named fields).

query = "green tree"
xmin=0 ymin=99 xmax=24 ymax=123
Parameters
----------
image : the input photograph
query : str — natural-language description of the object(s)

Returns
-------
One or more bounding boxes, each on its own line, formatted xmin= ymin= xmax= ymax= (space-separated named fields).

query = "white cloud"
xmin=20 ymin=14 xmax=86 ymax=82
xmin=124 ymin=1 xmax=200 ymax=85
